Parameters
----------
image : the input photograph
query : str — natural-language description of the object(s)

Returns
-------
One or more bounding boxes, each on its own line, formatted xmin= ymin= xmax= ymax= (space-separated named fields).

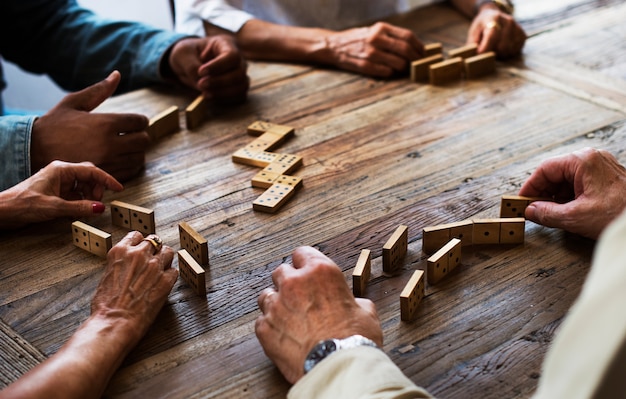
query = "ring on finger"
xmin=486 ymin=20 xmax=501 ymax=31
xmin=143 ymin=234 xmax=163 ymax=254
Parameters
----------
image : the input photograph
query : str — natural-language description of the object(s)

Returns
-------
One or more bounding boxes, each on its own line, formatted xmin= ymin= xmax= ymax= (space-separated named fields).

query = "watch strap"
xmin=303 ymin=335 xmax=378 ymax=374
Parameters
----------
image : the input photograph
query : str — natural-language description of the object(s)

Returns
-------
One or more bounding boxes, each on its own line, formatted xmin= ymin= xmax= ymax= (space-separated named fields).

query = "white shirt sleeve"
xmin=174 ymin=0 xmax=254 ymax=35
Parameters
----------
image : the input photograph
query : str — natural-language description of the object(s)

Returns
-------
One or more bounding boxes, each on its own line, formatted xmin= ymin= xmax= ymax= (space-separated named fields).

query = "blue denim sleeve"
xmin=0 ymin=115 xmax=35 ymax=191
xmin=0 ymin=0 xmax=190 ymax=94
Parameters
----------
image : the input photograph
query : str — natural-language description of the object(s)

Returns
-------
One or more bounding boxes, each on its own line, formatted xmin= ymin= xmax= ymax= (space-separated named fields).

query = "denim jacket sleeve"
xmin=0 ymin=115 xmax=35 ymax=191
xmin=0 ymin=0 xmax=190 ymax=94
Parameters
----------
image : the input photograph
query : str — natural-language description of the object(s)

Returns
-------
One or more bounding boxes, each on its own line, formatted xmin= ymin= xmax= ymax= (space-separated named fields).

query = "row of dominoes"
xmin=232 ymin=121 xmax=304 ymax=213
xmin=72 ymin=201 xmax=210 ymax=296
xmin=351 ymin=225 xmax=422 ymax=322
xmin=145 ymin=94 xmax=211 ymax=142
xmin=411 ymin=43 xmax=496 ymax=85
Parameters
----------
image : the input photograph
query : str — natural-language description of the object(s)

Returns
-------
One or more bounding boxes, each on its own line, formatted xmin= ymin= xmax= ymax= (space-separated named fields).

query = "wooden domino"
xmin=423 ymin=43 xmax=443 ymax=56
xmin=427 ymin=238 xmax=461 ymax=285
xmin=429 ymin=57 xmax=464 ymax=85
xmin=400 ymin=270 xmax=425 ymax=321
xmin=110 ymin=200 xmax=155 ymax=235
xmin=382 ymin=225 xmax=408 ymax=273
xmin=247 ymin=121 xmax=295 ymax=138
xmin=464 ymin=52 xmax=496 ymax=79
xmin=352 ymin=249 xmax=372 ymax=297
xmin=71 ymin=221 xmax=112 ymax=258
xmin=147 ymin=105 xmax=179 ymax=140
xmin=422 ymin=220 xmax=472 ymax=254
xmin=447 ymin=43 xmax=478 ymax=60
xmin=410 ymin=54 xmax=445 ymax=82
xmin=251 ymin=170 xmax=281 ymax=189
xmin=177 ymin=249 xmax=206 ymax=296
xmin=500 ymin=195 xmax=550 ymax=218
xmin=262 ymin=154 xmax=303 ymax=175
xmin=252 ymin=177 xmax=303 ymax=213
xmin=231 ymin=149 xmax=281 ymax=167
xmin=178 ymin=222 xmax=209 ymax=266
xmin=185 ymin=95 xmax=209 ymax=130
xmin=472 ymin=219 xmax=501 ymax=245
xmin=245 ymin=131 xmax=288 ymax=153
xmin=499 ymin=218 xmax=526 ymax=244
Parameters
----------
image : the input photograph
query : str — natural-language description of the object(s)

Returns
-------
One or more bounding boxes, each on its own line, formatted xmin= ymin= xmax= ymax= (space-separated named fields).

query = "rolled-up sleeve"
xmin=175 ymin=0 xmax=254 ymax=35
xmin=0 ymin=115 xmax=36 ymax=191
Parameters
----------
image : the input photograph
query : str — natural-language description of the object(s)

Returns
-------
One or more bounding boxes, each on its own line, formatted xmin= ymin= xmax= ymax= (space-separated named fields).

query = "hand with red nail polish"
xmin=0 ymin=160 xmax=123 ymax=229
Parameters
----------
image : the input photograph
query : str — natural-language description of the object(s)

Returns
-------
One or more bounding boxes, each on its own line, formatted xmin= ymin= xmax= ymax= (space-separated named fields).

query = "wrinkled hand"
xmin=321 ymin=22 xmax=423 ymax=78
xmin=519 ymin=148 xmax=626 ymax=240
xmin=0 ymin=161 xmax=123 ymax=229
xmin=91 ymin=231 xmax=178 ymax=349
xmin=467 ymin=8 xmax=526 ymax=58
xmin=31 ymin=71 xmax=151 ymax=182
xmin=169 ymin=36 xmax=249 ymax=104
xmin=255 ymin=246 xmax=382 ymax=384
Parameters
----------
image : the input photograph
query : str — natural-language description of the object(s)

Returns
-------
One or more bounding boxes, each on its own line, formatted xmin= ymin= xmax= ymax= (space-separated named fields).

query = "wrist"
xmin=303 ymin=334 xmax=378 ymax=374
xmin=475 ymin=0 xmax=514 ymax=15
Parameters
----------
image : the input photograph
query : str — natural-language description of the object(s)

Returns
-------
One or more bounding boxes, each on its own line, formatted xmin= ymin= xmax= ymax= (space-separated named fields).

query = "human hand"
xmin=320 ymin=22 xmax=423 ymax=78
xmin=91 ymin=231 xmax=178 ymax=351
xmin=31 ymin=71 xmax=151 ymax=182
xmin=519 ymin=148 xmax=626 ymax=240
xmin=467 ymin=7 xmax=526 ymax=58
xmin=168 ymin=36 xmax=249 ymax=104
xmin=255 ymin=246 xmax=382 ymax=384
xmin=0 ymin=161 xmax=123 ymax=229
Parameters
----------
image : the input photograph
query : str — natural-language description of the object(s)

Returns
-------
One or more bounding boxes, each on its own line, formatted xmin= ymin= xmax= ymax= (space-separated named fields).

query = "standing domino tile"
xmin=252 ymin=177 xmax=303 ymax=213
xmin=410 ymin=54 xmax=445 ymax=82
xmin=382 ymin=225 xmax=409 ymax=273
xmin=500 ymin=195 xmax=550 ymax=218
xmin=423 ymin=43 xmax=443 ymax=56
xmin=472 ymin=219 xmax=501 ymax=244
xmin=352 ymin=249 xmax=372 ymax=297
xmin=422 ymin=220 xmax=473 ymax=255
xmin=429 ymin=57 xmax=464 ymax=85
xmin=178 ymin=222 xmax=209 ymax=266
xmin=185 ymin=95 xmax=209 ymax=130
xmin=147 ymin=105 xmax=180 ymax=141
xmin=400 ymin=270 xmax=425 ymax=321
xmin=447 ymin=43 xmax=478 ymax=60
xmin=72 ymin=221 xmax=112 ymax=258
xmin=499 ymin=218 xmax=526 ymax=244
xmin=464 ymin=52 xmax=496 ymax=79
xmin=110 ymin=200 xmax=156 ymax=235
xmin=177 ymin=249 xmax=206 ymax=296
xmin=427 ymin=238 xmax=461 ymax=285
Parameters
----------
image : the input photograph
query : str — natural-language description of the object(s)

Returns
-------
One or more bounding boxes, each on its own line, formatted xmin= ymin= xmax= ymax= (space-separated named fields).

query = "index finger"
xmin=68 ymin=162 xmax=124 ymax=193
xmin=519 ymin=154 xmax=576 ymax=197
xmin=198 ymin=50 xmax=245 ymax=77
xmin=382 ymin=25 xmax=423 ymax=59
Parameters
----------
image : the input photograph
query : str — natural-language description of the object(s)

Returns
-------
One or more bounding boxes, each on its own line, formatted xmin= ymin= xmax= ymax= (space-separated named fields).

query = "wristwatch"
xmin=475 ymin=0 xmax=514 ymax=15
xmin=303 ymin=335 xmax=378 ymax=374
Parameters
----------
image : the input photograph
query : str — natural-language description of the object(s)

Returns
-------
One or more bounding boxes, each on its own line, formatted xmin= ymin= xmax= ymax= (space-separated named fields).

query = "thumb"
xmin=525 ymin=202 xmax=567 ymax=229
xmin=62 ymin=71 xmax=121 ymax=112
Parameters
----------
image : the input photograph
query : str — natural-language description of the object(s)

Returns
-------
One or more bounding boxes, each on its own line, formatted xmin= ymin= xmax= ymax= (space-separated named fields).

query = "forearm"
xmin=235 ymin=19 xmax=334 ymax=64
xmin=0 ymin=315 xmax=137 ymax=399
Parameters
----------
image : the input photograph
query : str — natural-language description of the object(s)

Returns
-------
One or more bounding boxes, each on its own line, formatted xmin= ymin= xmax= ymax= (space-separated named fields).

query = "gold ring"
xmin=486 ymin=20 xmax=501 ymax=31
xmin=143 ymin=234 xmax=163 ymax=254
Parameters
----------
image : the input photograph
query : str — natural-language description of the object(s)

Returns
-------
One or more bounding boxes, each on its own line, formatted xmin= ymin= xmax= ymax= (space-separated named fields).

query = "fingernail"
xmin=525 ymin=204 xmax=536 ymax=220
xmin=92 ymin=203 xmax=106 ymax=214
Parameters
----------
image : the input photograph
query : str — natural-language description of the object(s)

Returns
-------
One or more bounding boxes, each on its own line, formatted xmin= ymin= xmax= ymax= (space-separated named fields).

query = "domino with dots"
xmin=464 ymin=52 xmax=496 ymax=79
xmin=177 ymin=249 xmax=206 ymax=296
xmin=422 ymin=220 xmax=472 ymax=255
xmin=500 ymin=195 xmax=551 ymax=218
xmin=72 ymin=221 xmax=112 ymax=258
xmin=427 ymin=238 xmax=461 ymax=285
xmin=247 ymin=121 xmax=295 ymax=138
xmin=147 ymin=105 xmax=179 ymax=141
xmin=178 ymin=222 xmax=209 ymax=266
xmin=185 ymin=95 xmax=209 ymax=130
xmin=352 ymin=249 xmax=372 ymax=297
xmin=473 ymin=218 xmax=525 ymax=245
xmin=232 ymin=149 xmax=281 ymax=167
xmin=411 ymin=54 xmax=445 ymax=82
xmin=110 ymin=200 xmax=156 ymax=235
xmin=244 ymin=132 xmax=288 ymax=153
xmin=400 ymin=270 xmax=425 ymax=321
xmin=382 ymin=225 xmax=408 ymax=273
xmin=252 ymin=176 xmax=303 ymax=213
xmin=429 ymin=57 xmax=464 ymax=85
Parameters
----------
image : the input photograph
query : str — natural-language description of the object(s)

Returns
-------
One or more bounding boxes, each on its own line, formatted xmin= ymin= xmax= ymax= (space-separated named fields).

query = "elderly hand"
xmin=320 ymin=22 xmax=423 ymax=78
xmin=0 ymin=160 xmax=123 ymax=229
xmin=255 ymin=246 xmax=382 ymax=384
xmin=168 ymin=35 xmax=250 ymax=104
xmin=467 ymin=7 xmax=526 ymax=58
xmin=31 ymin=71 xmax=151 ymax=182
xmin=519 ymin=148 xmax=626 ymax=240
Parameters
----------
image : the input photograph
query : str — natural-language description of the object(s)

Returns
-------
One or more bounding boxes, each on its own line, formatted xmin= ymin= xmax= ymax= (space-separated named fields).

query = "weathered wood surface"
xmin=1 ymin=1 xmax=625 ymax=398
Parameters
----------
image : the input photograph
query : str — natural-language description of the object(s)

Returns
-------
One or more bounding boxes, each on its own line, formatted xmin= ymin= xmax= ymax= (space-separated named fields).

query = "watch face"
xmin=303 ymin=340 xmax=337 ymax=373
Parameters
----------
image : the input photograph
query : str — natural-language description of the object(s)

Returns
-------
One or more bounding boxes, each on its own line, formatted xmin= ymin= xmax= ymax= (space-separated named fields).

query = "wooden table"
xmin=1 ymin=1 xmax=625 ymax=397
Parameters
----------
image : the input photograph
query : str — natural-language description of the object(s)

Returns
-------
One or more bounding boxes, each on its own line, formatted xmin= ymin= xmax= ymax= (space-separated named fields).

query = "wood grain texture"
xmin=0 ymin=2 xmax=624 ymax=398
